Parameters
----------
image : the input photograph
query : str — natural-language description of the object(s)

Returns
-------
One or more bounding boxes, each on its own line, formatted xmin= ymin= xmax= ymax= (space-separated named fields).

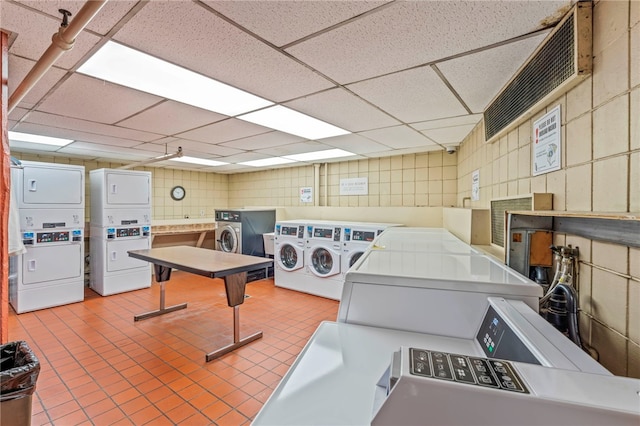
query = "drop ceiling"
xmin=2 ymin=0 xmax=573 ymax=173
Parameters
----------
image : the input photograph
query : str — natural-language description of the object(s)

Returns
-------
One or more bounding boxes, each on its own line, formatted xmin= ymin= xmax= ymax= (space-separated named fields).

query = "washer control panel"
xmin=409 ymin=348 xmax=528 ymax=394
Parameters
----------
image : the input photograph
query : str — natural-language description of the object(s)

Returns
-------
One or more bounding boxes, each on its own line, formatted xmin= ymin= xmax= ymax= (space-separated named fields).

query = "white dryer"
xmin=274 ymin=220 xmax=307 ymax=291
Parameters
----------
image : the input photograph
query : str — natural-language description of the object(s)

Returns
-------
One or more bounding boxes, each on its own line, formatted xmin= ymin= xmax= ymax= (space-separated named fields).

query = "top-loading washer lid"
xmin=348 ymin=250 xmax=541 ymax=297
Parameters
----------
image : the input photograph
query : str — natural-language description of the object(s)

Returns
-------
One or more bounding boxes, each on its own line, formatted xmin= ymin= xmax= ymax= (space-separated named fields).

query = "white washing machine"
xmin=9 ymin=161 xmax=85 ymax=313
xmin=305 ymin=222 xmax=343 ymax=300
xmin=253 ymin=298 xmax=639 ymax=426
xmin=341 ymin=222 xmax=403 ymax=277
xmin=340 ymin=245 xmax=543 ymax=338
xmin=274 ymin=220 xmax=307 ymax=291
xmin=371 ymin=227 xmax=478 ymax=254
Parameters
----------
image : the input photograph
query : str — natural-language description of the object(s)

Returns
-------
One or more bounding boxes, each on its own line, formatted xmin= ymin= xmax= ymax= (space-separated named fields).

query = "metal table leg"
xmin=134 ymin=264 xmax=188 ymax=321
xmin=205 ymin=271 xmax=263 ymax=362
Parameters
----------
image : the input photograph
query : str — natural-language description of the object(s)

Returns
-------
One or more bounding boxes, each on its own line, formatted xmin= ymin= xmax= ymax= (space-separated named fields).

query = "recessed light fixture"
xmin=170 ymin=156 xmax=228 ymax=167
xmin=78 ymin=41 xmax=273 ymax=116
xmin=8 ymin=131 xmax=74 ymax=147
xmin=238 ymin=105 xmax=350 ymax=140
xmin=239 ymin=157 xmax=297 ymax=167
xmin=283 ymin=148 xmax=355 ymax=162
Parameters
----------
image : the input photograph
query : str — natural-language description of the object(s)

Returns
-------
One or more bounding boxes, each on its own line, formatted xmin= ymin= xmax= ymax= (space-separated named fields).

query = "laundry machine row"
xmin=273 ymin=220 xmax=402 ymax=300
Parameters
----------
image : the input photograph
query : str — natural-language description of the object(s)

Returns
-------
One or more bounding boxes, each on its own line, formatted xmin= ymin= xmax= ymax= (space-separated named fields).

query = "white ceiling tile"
xmin=320 ymin=134 xmax=391 ymax=155
xmin=176 ymin=118 xmax=271 ymax=144
xmin=113 ymin=1 xmax=333 ymax=102
xmin=203 ymin=0 xmax=389 ymax=47
xmin=255 ymin=141 xmax=334 ymax=157
xmin=287 ymin=1 xmax=567 ymax=83
xmin=438 ymin=33 xmax=549 ymax=113
xmin=284 ymin=88 xmax=400 ymax=132
xmin=213 ymin=163 xmax=255 ymax=173
xmin=23 ymin=111 xmax=161 ymax=142
xmin=217 ymin=152 xmax=270 ymax=164
xmin=59 ymin=141 xmax=159 ymax=160
xmin=359 ymin=125 xmax=437 ymax=149
xmin=118 ymin=101 xmax=227 ymax=135
xmin=8 ymin=107 xmax=29 ymax=122
xmin=8 ymin=55 xmax=67 ymax=108
xmin=364 ymin=145 xmax=443 ymax=158
xmin=348 ymin=67 xmax=467 ymax=123
xmin=411 ymin=114 xmax=482 ymax=131
xmin=37 ymin=74 xmax=162 ymax=124
xmin=421 ymin=124 xmax=476 ymax=145
xmin=219 ymin=131 xmax=304 ymax=150
xmin=156 ymin=139 xmax=243 ymax=158
xmin=3 ymin=1 xmax=101 ymax=69
xmin=13 ymin=122 xmax=143 ymax=148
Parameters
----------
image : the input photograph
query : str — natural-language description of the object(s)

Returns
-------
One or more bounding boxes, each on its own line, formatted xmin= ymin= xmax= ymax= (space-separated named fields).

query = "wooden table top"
xmin=128 ymin=246 xmax=273 ymax=279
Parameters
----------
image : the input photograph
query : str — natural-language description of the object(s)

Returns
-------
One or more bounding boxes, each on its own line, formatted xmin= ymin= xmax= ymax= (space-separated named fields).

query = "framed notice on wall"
xmin=339 ymin=177 xmax=368 ymax=196
xmin=300 ymin=187 xmax=313 ymax=203
xmin=532 ymin=105 xmax=561 ymax=176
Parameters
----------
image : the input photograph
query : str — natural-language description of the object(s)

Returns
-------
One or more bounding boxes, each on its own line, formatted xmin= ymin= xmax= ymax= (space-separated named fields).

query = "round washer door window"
xmin=279 ymin=244 xmax=298 ymax=269
xmin=219 ymin=228 xmax=237 ymax=252
xmin=311 ymin=247 xmax=333 ymax=275
xmin=349 ymin=252 xmax=364 ymax=268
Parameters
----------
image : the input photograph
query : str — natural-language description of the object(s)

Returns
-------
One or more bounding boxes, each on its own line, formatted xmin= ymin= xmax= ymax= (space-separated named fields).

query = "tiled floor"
xmin=7 ymin=273 xmax=339 ymax=425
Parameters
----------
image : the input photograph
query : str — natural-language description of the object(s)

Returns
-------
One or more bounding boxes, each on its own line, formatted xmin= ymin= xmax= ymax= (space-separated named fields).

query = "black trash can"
xmin=1 ymin=341 xmax=40 ymax=426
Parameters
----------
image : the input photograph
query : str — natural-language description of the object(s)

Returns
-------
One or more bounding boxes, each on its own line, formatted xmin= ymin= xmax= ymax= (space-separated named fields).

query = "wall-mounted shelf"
xmin=507 ymin=211 xmax=640 ymax=248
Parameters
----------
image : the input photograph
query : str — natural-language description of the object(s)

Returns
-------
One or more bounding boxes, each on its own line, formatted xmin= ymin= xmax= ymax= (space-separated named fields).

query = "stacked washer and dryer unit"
xmin=274 ymin=220 xmax=401 ymax=300
xmin=214 ymin=209 xmax=276 ymax=281
xmin=9 ymin=161 xmax=86 ymax=313
xmin=90 ymin=169 xmax=152 ymax=296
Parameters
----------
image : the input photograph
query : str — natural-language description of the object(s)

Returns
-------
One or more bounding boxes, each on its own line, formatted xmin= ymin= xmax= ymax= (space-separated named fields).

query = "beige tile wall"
xmin=10 ymin=153 xmax=229 ymax=221
xmin=456 ymin=0 xmax=640 ymax=377
xmin=228 ymin=152 xmax=457 ymax=208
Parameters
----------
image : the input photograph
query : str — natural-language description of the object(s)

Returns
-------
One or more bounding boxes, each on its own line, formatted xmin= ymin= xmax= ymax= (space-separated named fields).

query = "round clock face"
xmin=171 ymin=185 xmax=186 ymax=201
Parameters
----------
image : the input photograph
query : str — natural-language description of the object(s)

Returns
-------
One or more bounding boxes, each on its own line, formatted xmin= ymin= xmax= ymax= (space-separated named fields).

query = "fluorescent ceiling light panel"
xmin=284 ymin=148 xmax=355 ymax=162
xmin=238 ymin=105 xmax=350 ymax=140
xmin=77 ymin=41 xmax=273 ymax=116
xmin=170 ymin=156 xmax=228 ymax=167
xmin=8 ymin=131 xmax=73 ymax=146
xmin=239 ymin=157 xmax=297 ymax=167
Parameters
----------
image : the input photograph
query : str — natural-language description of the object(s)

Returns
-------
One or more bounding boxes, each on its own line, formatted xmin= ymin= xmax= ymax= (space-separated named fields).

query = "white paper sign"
xmin=340 ymin=177 xmax=368 ymax=195
xmin=300 ymin=187 xmax=313 ymax=203
xmin=532 ymin=105 xmax=561 ymax=176
xmin=471 ymin=169 xmax=480 ymax=201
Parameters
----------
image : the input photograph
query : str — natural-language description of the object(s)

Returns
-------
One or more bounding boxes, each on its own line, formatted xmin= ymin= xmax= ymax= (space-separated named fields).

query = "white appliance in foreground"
xmin=339 ymin=228 xmax=542 ymax=338
xmin=90 ymin=169 xmax=151 ymax=296
xmin=252 ymin=298 xmax=639 ymax=426
xmin=9 ymin=161 xmax=85 ymax=313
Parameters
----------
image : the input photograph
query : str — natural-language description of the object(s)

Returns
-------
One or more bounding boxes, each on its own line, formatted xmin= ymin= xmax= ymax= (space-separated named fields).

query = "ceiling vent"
xmin=484 ymin=2 xmax=592 ymax=142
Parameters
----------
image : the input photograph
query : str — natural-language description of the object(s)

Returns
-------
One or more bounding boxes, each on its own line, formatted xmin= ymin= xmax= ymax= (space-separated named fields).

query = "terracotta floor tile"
xmin=91 ymin=407 xmax=127 ymax=425
xmin=112 ymin=387 xmax=142 ymax=406
xmin=30 ymin=410 xmax=51 ymax=426
xmin=129 ymin=404 xmax=164 ymax=425
xmin=210 ymin=381 xmax=235 ymax=398
xmin=54 ymin=408 xmax=90 ymax=425
xmin=45 ymin=399 xmax=81 ymax=421
xmin=145 ymin=385 xmax=175 ymax=404
xmin=217 ymin=409 xmax=250 ymax=426
xmin=165 ymin=402 xmax=200 ymax=423
xmin=237 ymin=397 xmax=263 ymax=418
xmin=201 ymin=399 xmax=233 ymax=421
xmin=76 ymin=389 xmax=109 ymax=407
xmin=84 ymin=397 xmax=118 ymax=418
xmin=120 ymin=394 xmax=152 ymax=416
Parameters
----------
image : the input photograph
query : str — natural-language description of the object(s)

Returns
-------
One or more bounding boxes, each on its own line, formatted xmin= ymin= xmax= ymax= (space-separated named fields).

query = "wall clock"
xmin=170 ymin=185 xmax=186 ymax=201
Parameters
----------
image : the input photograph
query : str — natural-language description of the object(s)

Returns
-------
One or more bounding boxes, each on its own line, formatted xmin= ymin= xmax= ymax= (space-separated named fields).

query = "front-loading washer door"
xmin=218 ymin=225 xmax=239 ymax=253
xmin=278 ymin=243 xmax=303 ymax=271
xmin=348 ymin=251 xmax=365 ymax=269
xmin=309 ymin=246 xmax=340 ymax=277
